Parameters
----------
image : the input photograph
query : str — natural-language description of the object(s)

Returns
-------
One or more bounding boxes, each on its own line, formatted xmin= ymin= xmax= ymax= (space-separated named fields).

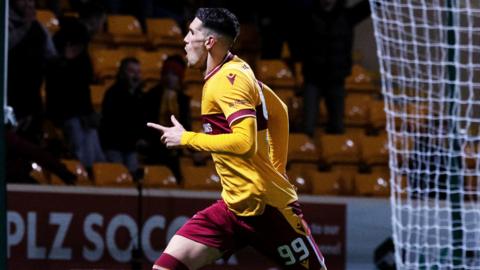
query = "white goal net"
xmin=369 ymin=1 xmax=480 ymax=269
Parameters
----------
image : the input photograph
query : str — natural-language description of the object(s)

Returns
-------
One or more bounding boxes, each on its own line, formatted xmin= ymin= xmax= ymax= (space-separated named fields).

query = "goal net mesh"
xmin=369 ymin=1 xmax=480 ymax=269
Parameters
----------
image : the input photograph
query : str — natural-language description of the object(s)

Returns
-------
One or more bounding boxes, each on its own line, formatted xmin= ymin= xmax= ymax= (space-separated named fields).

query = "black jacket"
xmin=302 ymin=0 xmax=371 ymax=84
xmin=100 ymin=81 xmax=145 ymax=152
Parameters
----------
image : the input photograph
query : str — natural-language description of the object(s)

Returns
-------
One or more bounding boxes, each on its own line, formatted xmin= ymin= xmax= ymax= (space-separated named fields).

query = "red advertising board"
xmin=7 ymin=186 xmax=345 ymax=269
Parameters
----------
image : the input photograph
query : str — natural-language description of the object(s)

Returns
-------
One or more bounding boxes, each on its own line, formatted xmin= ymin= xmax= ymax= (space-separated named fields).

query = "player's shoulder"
xmin=215 ymin=57 xmax=255 ymax=84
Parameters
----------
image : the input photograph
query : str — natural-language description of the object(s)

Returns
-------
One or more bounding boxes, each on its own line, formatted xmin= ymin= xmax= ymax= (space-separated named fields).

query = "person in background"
xmin=302 ymin=0 xmax=371 ymax=137
xmin=45 ymin=10 xmax=105 ymax=173
xmin=100 ymin=57 xmax=145 ymax=174
xmin=8 ymin=0 xmax=57 ymax=143
xmin=6 ymin=124 xmax=76 ymax=185
xmin=142 ymin=55 xmax=193 ymax=183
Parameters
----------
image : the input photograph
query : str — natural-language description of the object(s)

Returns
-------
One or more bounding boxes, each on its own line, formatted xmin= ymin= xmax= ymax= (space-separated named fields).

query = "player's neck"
xmin=205 ymin=49 xmax=231 ymax=76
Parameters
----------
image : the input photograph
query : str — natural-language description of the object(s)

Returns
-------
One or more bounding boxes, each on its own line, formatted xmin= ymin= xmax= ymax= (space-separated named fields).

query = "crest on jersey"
xmin=203 ymin=123 xmax=213 ymax=133
xmin=227 ymin=73 xmax=236 ymax=85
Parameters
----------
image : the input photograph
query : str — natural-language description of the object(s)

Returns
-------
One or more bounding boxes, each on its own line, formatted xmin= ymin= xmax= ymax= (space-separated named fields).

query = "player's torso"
xmin=200 ymin=55 xmax=297 ymax=216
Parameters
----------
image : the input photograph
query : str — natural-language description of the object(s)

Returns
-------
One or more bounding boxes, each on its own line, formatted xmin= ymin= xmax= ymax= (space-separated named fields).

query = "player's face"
xmin=184 ymin=18 xmax=208 ymax=69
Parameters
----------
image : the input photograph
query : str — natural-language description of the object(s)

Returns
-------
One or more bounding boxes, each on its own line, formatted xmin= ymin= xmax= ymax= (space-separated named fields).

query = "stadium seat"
xmin=345 ymin=64 xmax=378 ymax=92
xmin=50 ymin=159 xmax=91 ymax=185
xmin=92 ymin=162 xmax=134 ymax=187
xmin=184 ymin=68 xmax=204 ymax=84
xmin=30 ymin=162 xmax=49 ymax=184
xmin=185 ymin=83 xmax=203 ymax=119
xmin=287 ymin=163 xmax=316 ymax=194
xmin=274 ymin=89 xmax=295 ymax=105
xmin=36 ymin=9 xmax=59 ymax=34
xmin=191 ymin=120 xmax=203 ymax=133
xmin=90 ymin=49 xmax=128 ymax=81
xmin=344 ymin=93 xmax=372 ymax=126
xmin=256 ymin=59 xmax=296 ymax=88
xmin=318 ymin=134 xmax=361 ymax=165
xmin=368 ymin=99 xmax=386 ymax=131
xmin=288 ymin=133 xmax=319 ymax=163
xmin=107 ymin=15 xmax=147 ymax=46
xmin=90 ymin=84 xmax=108 ymax=112
xmin=464 ymin=175 xmax=478 ymax=202
xmin=146 ymin=18 xmax=184 ymax=48
xmin=293 ymin=62 xmax=303 ymax=86
xmin=310 ymin=170 xmax=343 ymax=195
xmin=331 ymin=165 xmax=357 ymax=194
xmin=181 ymin=162 xmax=221 ymax=190
xmin=143 ymin=165 xmax=178 ymax=188
xmin=135 ymin=50 xmax=169 ymax=81
xmin=464 ymin=142 xmax=478 ymax=169
xmin=391 ymin=101 xmax=429 ymax=132
xmin=360 ymin=134 xmax=389 ymax=167
xmin=354 ymin=170 xmax=390 ymax=197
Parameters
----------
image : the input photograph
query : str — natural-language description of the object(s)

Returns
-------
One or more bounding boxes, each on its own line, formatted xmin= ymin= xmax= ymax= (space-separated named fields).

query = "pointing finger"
xmin=171 ymin=115 xmax=181 ymax=126
xmin=147 ymin=122 xmax=167 ymax=132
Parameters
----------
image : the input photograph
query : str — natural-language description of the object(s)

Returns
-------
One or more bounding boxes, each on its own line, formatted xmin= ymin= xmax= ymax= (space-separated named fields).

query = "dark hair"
xmin=161 ymin=54 xmax=186 ymax=80
xmin=117 ymin=57 xmax=140 ymax=80
xmin=195 ymin=8 xmax=240 ymax=42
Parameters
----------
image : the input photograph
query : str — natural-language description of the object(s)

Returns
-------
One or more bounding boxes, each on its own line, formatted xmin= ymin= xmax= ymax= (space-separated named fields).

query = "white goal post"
xmin=369 ymin=1 xmax=480 ymax=269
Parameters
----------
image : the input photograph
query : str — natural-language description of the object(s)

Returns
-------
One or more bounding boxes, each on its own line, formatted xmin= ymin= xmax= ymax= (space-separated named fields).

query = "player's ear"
xmin=205 ymin=36 xmax=216 ymax=49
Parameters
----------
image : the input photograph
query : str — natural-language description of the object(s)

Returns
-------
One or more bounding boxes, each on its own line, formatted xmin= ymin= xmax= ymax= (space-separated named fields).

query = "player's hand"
xmin=147 ymin=115 xmax=185 ymax=148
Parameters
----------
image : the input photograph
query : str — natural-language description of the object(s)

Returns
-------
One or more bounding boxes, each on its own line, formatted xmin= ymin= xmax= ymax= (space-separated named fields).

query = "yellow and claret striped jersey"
xmin=180 ymin=53 xmax=298 ymax=217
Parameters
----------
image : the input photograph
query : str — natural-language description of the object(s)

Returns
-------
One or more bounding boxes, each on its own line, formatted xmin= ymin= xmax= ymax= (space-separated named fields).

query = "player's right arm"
xmin=181 ymin=117 xmax=257 ymax=157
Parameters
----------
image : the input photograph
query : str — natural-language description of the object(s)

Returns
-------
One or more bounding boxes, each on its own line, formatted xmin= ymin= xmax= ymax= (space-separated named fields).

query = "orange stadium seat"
xmin=288 ymin=133 xmax=319 ymax=163
xmin=331 ymin=165 xmax=357 ymax=195
xmin=464 ymin=175 xmax=478 ymax=202
xmin=36 ymin=9 xmax=59 ymax=34
xmin=368 ymin=99 xmax=387 ymax=131
xmin=310 ymin=170 xmax=343 ymax=196
xmin=256 ymin=59 xmax=296 ymax=88
xmin=30 ymin=162 xmax=49 ymax=184
xmin=50 ymin=159 xmax=91 ymax=185
xmin=344 ymin=93 xmax=372 ymax=126
xmin=274 ymin=89 xmax=295 ymax=105
xmin=90 ymin=84 xmax=108 ymax=111
xmin=354 ymin=170 xmax=390 ymax=197
xmin=185 ymin=83 xmax=203 ymax=119
xmin=184 ymin=68 xmax=204 ymax=84
xmin=182 ymin=161 xmax=221 ymax=190
xmin=345 ymin=64 xmax=378 ymax=92
xmin=143 ymin=165 xmax=179 ymax=188
xmin=107 ymin=15 xmax=147 ymax=46
xmin=146 ymin=18 xmax=184 ymax=48
xmin=360 ymin=134 xmax=389 ymax=167
xmin=135 ymin=50 xmax=168 ymax=81
xmin=319 ymin=134 xmax=361 ymax=165
xmin=90 ymin=48 xmax=128 ymax=80
xmin=287 ymin=163 xmax=317 ymax=194
xmin=92 ymin=162 xmax=134 ymax=187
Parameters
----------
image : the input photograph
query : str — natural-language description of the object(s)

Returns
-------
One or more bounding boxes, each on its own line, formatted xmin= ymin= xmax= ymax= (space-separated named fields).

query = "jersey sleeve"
xmin=212 ymin=69 xmax=258 ymax=126
xmin=262 ymin=83 xmax=289 ymax=175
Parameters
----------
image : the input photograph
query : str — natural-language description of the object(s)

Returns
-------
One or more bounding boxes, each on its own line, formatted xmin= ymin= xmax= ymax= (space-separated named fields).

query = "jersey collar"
xmin=204 ymin=52 xmax=234 ymax=81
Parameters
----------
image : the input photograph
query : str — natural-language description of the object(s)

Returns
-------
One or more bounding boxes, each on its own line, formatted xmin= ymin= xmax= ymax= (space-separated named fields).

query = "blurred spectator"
xmin=76 ymin=1 xmax=106 ymax=37
xmin=6 ymin=125 xmax=76 ymax=185
xmin=257 ymin=0 xmax=311 ymax=60
xmin=141 ymin=55 xmax=193 ymax=183
xmin=302 ymin=0 xmax=371 ymax=136
xmin=45 ymin=9 xmax=105 ymax=172
xmin=100 ymin=58 xmax=144 ymax=174
xmin=8 ymin=0 xmax=57 ymax=143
